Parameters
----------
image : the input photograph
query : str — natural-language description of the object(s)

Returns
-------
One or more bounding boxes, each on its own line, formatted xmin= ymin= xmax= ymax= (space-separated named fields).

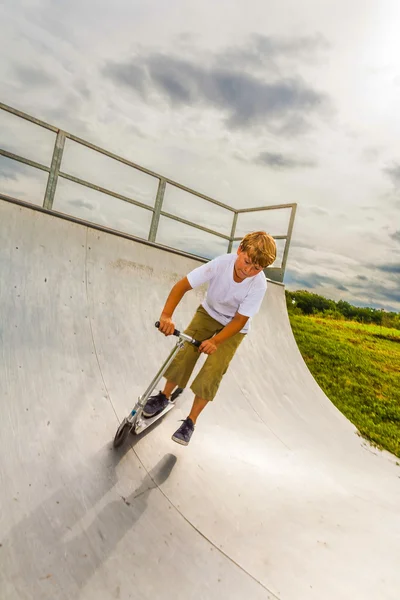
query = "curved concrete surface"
xmin=1 ymin=198 xmax=399 ymax=600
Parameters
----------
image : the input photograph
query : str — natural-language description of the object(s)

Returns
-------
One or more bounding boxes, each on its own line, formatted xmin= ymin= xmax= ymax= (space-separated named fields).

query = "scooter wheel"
xmin=113 ymin=418 xmax=131 ymax=448
xmin=171 ymin=387 xmax=184 ymax=402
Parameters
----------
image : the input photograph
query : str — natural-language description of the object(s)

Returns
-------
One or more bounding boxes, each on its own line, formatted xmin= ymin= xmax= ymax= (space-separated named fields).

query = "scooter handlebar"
xmin=155 ymin=320 xmax=179 ymax=336
xmin=155 ymin=321 xmax=201 ymax=347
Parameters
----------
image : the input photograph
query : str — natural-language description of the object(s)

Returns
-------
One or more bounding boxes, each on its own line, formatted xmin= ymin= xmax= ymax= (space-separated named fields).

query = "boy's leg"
xmin=143 ymin=306 xmax=222 ymax=418
xmin=190 ymin=331 xmax=246 ymax=402
xmin=172 ymin=332 xmax=245 ymax=445
xmin=188 ymin=396 xmax=209 ymax=424
xmin=162 ymin=305 xmax=223 ymax=391
xmin=162 ymin=380 xmax=178 ymax=399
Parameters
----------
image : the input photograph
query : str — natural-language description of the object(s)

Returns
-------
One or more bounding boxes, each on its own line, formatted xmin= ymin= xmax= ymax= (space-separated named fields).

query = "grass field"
xmin=288 ymin=314 xmax=400 ymax=459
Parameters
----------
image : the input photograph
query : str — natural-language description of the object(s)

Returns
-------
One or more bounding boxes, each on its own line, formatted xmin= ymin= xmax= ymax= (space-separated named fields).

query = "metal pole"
xmin=280 ymin=203 xmax=297 ymax=279
xmin=228 ymin=212 xmax=238 ymax=252
xmin=148 ymin=178 xmax=166 ymax=243
xmin=44 ymin=131 xmax=66 ymax=210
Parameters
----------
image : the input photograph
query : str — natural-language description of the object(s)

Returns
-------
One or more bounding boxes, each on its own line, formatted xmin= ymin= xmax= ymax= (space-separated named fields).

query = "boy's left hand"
xmin=199 ymin=339 xmax=219 ymax=355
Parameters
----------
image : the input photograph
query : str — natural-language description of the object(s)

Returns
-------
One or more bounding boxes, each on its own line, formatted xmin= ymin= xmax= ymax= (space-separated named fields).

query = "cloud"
xmin=390 ymin=230 xmax=400 ymax=243
xmin=383 ymin=162 xmax=400 ymax=188
xmin=103 ymin=46 xmax=330 ymax=134
xmin=372 ymin=285 xmax=400 ymax=304
xmin=256 ymin=151 xmax=316 ymax=169
xmin=307 ymin=206 xmax=329 ymax=215
xmin=218 ymin=33 xmax=330 ymax=71
xmin=68 ymin=199 xmax=95 ymax=211
xmin=0 ymin=158 xmax=27 ymax=181
xmin=285 ymin=270 xmax=343 ymax=289
xmin=103 ymin=62 xmax=147 ymax=96
xmin=349 ymin=297 xmax=399 ymax=313
xmin=377 ymin=263 xmax=400 ymax=274
xmin=286 ymin=267 xmax=400 ymax=311
xmin=362 ymin=146 xmax=381 ymax=162
xmin=291 ymin=240 xmax=316 ymax=250
xmin=13 ymin=65 xmax=55 ymax=87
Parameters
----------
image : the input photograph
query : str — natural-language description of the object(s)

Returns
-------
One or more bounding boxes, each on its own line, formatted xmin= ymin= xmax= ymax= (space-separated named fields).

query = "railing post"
xmin=148 ymin=178 xmax=166 ymax=243
xmin=228 ymin=211 xmax=238 ymax=252
xmin=280 ymin=203 xmax=297 ymax=278
xmin=44 ymin=130 xmax=66 ymax=210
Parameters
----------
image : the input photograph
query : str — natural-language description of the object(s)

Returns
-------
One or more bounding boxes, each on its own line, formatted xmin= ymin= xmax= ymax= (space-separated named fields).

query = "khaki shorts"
xmin=164 ymin=305 xmax=245 ymax=401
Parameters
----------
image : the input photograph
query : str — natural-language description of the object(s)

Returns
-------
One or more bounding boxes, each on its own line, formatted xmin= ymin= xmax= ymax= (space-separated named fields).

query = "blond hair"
xmin=239 ymin=231 xmax=277 ymax=268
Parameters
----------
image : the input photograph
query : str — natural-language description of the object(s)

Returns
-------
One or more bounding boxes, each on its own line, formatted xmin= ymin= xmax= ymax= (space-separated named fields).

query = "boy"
xmin=143 ymin=231 xmax=277 ymax=445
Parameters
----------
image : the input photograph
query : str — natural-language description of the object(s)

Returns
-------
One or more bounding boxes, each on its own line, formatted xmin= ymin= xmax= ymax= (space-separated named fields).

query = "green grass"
xmin=288 ymin=314 xmax=400 ymax=458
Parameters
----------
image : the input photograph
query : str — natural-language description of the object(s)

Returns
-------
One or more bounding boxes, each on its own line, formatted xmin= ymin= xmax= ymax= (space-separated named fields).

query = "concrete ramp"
xmin=1 ymin=199 xmax=399 ymax=600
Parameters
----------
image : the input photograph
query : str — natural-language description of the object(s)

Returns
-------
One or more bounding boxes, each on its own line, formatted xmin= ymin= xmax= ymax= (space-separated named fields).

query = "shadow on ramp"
xmin=1 ymin=447 xmax=177 ymax=599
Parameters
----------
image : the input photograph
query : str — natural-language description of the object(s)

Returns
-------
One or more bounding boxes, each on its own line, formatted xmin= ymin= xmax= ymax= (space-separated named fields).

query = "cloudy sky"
xmin=1 ymin=0 xmax=400 ymax=311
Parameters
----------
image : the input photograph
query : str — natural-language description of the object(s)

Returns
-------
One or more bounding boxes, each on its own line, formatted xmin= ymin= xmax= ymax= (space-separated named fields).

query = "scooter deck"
xmin=134 ymin=402 xmax=175 ymax=435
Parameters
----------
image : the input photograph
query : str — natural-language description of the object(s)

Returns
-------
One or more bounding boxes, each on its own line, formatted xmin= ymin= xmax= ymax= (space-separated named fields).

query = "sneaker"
xmin=171 ymin=418 xmax=195 ymax=446
xmin=143 ymin=391 xmax=169 ymax=418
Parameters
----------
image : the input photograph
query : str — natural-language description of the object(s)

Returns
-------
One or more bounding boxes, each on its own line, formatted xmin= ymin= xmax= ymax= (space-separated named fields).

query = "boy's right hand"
xmin=158 ymin=314 xmax=175 ymax=336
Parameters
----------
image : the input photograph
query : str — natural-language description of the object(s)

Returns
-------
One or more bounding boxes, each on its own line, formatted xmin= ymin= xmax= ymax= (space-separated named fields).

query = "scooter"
xmin=113 ymin=321 xmax=201 ymax=448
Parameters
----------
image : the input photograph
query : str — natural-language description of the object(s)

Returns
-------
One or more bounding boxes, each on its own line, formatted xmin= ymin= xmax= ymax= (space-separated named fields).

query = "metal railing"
xmin=0 ymin=102 xmax=297 ymax=282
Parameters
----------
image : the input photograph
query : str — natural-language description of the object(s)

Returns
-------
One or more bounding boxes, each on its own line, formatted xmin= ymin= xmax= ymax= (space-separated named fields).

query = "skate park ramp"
xmin=1 ymin=197 xmax=400 ymax=600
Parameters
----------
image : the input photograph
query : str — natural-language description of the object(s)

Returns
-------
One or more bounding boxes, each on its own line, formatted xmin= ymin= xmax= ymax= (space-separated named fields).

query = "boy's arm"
xmin=158 ymin=277 xmax=192 ymax=335
xmin=200 ymin=312 xmax=248 ymax=354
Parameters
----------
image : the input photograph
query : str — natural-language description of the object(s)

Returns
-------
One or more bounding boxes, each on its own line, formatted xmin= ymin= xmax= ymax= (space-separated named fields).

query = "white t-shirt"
xmin=187 ymin=253 xmax=267 ymax=333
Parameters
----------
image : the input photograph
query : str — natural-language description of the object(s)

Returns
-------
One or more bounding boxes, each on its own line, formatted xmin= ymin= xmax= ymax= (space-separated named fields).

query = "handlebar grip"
xmin=155 ymin=321 xmax=180 ymax=336
xmin=155 ymin=321 xmax=201 ymax=347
